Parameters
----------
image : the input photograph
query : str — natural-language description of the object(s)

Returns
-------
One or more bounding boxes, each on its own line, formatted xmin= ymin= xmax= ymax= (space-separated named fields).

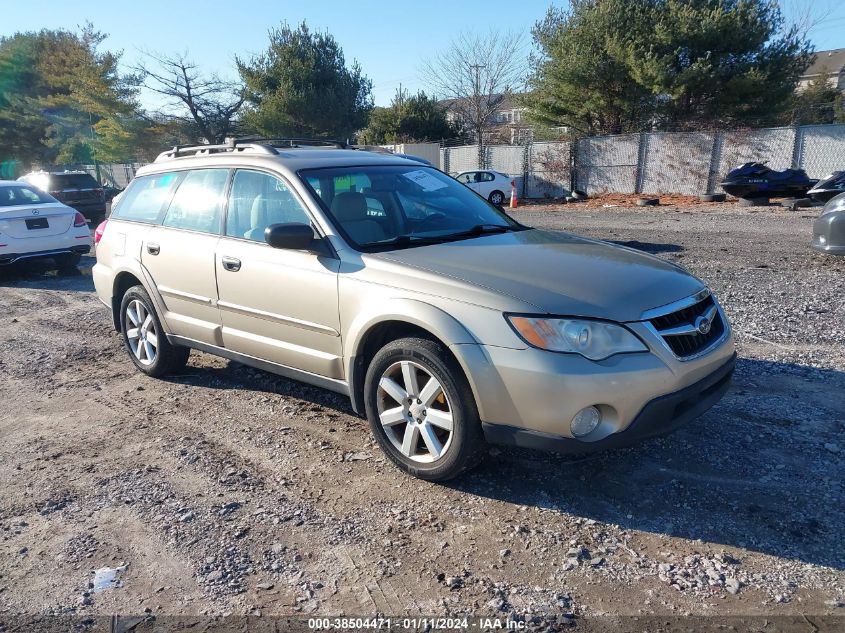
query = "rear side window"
xmin=162 ymin=169 xmax=230 ymax=234
xmin=112 ymin=172 xmax=182 ymax=223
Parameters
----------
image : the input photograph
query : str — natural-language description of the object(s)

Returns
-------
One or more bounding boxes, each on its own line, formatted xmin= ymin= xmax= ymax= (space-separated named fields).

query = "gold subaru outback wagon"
xmin=93 ymin=138 xmax=735 ymax=480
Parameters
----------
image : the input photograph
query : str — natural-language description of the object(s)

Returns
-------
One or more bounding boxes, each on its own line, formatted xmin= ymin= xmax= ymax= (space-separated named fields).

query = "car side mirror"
xmin=265 ymin=223 xmax=317 ymax=251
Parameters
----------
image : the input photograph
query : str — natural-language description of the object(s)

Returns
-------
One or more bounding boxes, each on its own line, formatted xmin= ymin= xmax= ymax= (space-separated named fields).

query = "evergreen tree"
xmin=238 ymin=22 xmax=372 ymax=140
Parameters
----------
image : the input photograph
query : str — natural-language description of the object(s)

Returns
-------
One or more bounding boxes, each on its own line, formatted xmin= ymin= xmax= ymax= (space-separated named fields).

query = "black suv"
xmin=18 ymin=170 xmax=107 ymax=223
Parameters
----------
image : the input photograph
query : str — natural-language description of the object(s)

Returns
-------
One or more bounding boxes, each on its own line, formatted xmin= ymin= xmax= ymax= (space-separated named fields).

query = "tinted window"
xmin=0 ymin=185 xmax=57 ymax=207
xmin=112 ymin=172 xmax=182 ymax=223
xmin=226 ymin=170 xmax=311 ymax=241
xmin=52 ymin=173 xmax=100 ymax=189
xmin=163 ymin=169 xmax=230 ymax=234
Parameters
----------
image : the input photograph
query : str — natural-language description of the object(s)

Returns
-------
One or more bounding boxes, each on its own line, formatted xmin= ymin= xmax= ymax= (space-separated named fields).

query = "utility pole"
xmin=469 ymin=63 xmax=486 ymax=169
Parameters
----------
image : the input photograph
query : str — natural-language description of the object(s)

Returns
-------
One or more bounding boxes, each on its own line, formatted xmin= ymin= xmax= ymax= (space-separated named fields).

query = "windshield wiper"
xmin=369 ymin=234 xmax=451 ymax=249
xmin=440 ymin=224 xmax=519 ymax=240
xmin=367 ymin=225 xmax=520 ymax=250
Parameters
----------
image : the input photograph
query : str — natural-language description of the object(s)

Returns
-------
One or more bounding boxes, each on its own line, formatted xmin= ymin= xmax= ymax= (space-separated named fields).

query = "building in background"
xmin=440 ymin=94 xmax=530 ymax=144
xmin=798 ymin=49 xmax=845 ymax=92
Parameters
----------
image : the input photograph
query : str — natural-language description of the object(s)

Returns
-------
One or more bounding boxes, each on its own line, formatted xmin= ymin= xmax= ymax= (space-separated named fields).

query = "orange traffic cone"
xmin=510 ymin=182 xmax=518 ymax=209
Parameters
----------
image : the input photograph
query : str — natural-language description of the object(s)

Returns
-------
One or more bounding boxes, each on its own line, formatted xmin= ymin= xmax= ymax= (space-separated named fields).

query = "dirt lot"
xmin=1 ymin=203 xmax=843 ymax=629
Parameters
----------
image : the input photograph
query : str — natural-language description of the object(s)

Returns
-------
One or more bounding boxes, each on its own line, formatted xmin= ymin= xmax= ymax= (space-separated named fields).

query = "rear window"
xmin=51 ymin=173 xmax=99 ymax=189
xmin=0 ymin=185 xmax=57 ymax=207
xmin=111 ymin=172 xmax=182 ymax=223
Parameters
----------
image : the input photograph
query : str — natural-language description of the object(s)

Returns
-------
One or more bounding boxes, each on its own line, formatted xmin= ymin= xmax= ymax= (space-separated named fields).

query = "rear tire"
xmin=489 ymin=190 xmax=505 ymax=206
xmin=364 ymin=336 xmax=486 ymax=481
xmin=119 ymin=285 xmax=189 ymax=377
xmin=56 ymin=253 xmax=81 ymax=269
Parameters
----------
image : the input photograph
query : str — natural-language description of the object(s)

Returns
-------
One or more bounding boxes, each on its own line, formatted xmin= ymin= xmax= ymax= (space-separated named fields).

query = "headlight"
xmin=822 ymin=193 xmax=845 ymax=216
xmin=507 ymin=316 xmax=647 ymax=360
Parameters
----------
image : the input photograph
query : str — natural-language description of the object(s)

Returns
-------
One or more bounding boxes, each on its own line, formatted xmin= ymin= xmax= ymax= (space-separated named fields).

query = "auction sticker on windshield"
xmin=402 ymin=170 xmax=448 ymax=191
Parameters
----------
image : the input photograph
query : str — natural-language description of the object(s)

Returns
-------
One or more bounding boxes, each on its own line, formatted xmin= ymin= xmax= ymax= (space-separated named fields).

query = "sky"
xmin=2 ymin=0 xmax=844 ymax=110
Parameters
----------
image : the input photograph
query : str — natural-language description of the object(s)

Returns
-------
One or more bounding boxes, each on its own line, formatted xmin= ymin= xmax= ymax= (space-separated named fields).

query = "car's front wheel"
xmin=119 ymin=285 xmax=189 ymax=377
xmin=364 ymin=336 xmax=486 ymax=481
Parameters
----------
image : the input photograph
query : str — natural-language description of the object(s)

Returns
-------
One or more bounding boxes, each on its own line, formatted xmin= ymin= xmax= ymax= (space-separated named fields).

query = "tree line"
xmin=0 ymin=1 xmax=840 ymax=171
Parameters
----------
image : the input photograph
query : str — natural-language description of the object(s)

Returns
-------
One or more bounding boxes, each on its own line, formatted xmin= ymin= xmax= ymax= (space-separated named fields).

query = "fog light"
xmin=571 ymin=406 xmax=601 ymax=438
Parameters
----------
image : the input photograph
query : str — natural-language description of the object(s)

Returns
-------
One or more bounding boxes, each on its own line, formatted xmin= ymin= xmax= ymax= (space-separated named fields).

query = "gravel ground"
xmin=0 ymin=203 xmax=843 ymax=629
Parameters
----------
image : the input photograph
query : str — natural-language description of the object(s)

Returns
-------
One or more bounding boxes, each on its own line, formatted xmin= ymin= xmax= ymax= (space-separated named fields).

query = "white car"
xmin=0 ymin=180 xmax=92 ymax=267
xmin=454 ymin=170 xmax=515 ymax=206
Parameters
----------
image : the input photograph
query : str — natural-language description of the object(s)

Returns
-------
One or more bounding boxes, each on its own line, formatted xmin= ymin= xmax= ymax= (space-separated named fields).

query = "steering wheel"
xmin=416 ymin=212 xmax=448 ymax=230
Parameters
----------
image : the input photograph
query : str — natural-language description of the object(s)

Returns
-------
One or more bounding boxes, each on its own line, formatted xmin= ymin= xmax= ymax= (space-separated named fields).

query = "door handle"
xmin=221 ymin=256 xmax=241 ymax=272
xmin=146 ymin=242 xmax=160 ymax=255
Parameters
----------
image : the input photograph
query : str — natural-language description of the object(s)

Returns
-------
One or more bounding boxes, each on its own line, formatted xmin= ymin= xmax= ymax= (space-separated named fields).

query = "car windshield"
xmin=52 ymin=173 xmax=99 ymax=189
xmin=300 ymin=165 xmax=525 ymax=251
xmin=0 ymin=184 xmax=57 ymax=207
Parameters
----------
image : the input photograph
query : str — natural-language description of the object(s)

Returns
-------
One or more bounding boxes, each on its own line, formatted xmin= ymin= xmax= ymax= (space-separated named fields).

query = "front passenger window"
xmin=226 ymin=170 xmax=311 ymax=242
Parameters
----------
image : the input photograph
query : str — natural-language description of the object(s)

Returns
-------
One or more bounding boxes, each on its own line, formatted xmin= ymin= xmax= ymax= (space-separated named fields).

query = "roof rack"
xmin=154 ymin=138 xmax=279 ymax=162
xmin=153 ymin=137 xmax=350 ymax=162
xmin=236 ymin=137 xmax=348 ymax=149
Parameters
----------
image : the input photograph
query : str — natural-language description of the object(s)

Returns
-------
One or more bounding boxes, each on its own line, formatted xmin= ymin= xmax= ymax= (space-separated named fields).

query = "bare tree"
xmin=421 ymin=30 xmax=526 ymax=165
xmin=135 ymin=52 xmax=244 ymax=144
xmin=782 ymin=0 xmax=839 ymax=40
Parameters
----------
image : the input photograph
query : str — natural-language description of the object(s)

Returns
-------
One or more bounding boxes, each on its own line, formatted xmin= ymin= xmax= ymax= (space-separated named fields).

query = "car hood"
xmin=373 ymin=229 xmax=704 ymax=322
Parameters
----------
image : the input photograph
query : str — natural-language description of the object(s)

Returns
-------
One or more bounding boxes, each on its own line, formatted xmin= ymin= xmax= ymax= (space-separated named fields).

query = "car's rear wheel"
xmin=56 ymin=253 xmax=81 ymax=269
xmin=364 ymin=336 xmax=485 ymax=481
xmin=489 ymin=190 xmax=505 ymax=206
xmin=119 ymin=285 xmax=189 ymax=377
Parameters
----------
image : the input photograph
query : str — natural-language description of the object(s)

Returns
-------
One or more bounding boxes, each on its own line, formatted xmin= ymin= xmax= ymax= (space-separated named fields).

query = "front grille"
xmin=649 ymin=293 xmax=725 ymax=358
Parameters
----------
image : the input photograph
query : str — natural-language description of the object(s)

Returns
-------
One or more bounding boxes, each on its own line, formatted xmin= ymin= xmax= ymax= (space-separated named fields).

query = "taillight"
xmin=94 ymin=219 xmax=108 ymax=245
xmin=50 ymin=190 xmax=63 ymax=199
xmin=511 ymin=180 xmax=516 ymax=188
xmin=73 ymin=212 xmax=87 ymax=227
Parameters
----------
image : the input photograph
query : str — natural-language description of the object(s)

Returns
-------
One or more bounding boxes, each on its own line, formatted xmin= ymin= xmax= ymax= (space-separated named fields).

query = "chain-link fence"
xmin=439 ymin=122 xmax=845 ymax=197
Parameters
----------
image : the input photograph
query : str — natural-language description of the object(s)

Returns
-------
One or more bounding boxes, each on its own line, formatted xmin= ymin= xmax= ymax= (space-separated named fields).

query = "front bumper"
xmin=482 ymin=353 xmax=735 ymax=453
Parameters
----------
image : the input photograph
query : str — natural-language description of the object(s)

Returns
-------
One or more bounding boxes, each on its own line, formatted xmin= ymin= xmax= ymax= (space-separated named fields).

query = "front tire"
xmin=364 ymin=337 xmax=486 ymax=481
xmin=119 ymin=285 xmax=189 ymax=377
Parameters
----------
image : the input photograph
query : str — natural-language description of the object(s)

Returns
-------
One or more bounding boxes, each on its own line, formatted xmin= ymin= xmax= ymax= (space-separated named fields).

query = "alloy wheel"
xmin=376 ymin=360 xmax=454 ymax=463
xmin=125 ymin=299 xmax=158 ymax=366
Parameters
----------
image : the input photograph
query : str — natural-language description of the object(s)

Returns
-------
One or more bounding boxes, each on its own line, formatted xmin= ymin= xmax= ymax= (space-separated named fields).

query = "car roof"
xmin=136 ymin=148 xmax=426 ymax=178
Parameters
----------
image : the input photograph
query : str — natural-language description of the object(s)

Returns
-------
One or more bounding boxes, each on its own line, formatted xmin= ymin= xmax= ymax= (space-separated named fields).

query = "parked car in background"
xmin=0 ymin=180 xmax=92 ymax=267
xmin=93 ymin=138 xmax=735 ymax=481
xmin=103 ymin=185 xmax=124 ymax=203
xmin=812 ymin=192 xmax=845 ymax=255
xmin=18 ymin=170 xmax=106 ymax=224
xmin=454 ymin=170 xmax=514 ymax=206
